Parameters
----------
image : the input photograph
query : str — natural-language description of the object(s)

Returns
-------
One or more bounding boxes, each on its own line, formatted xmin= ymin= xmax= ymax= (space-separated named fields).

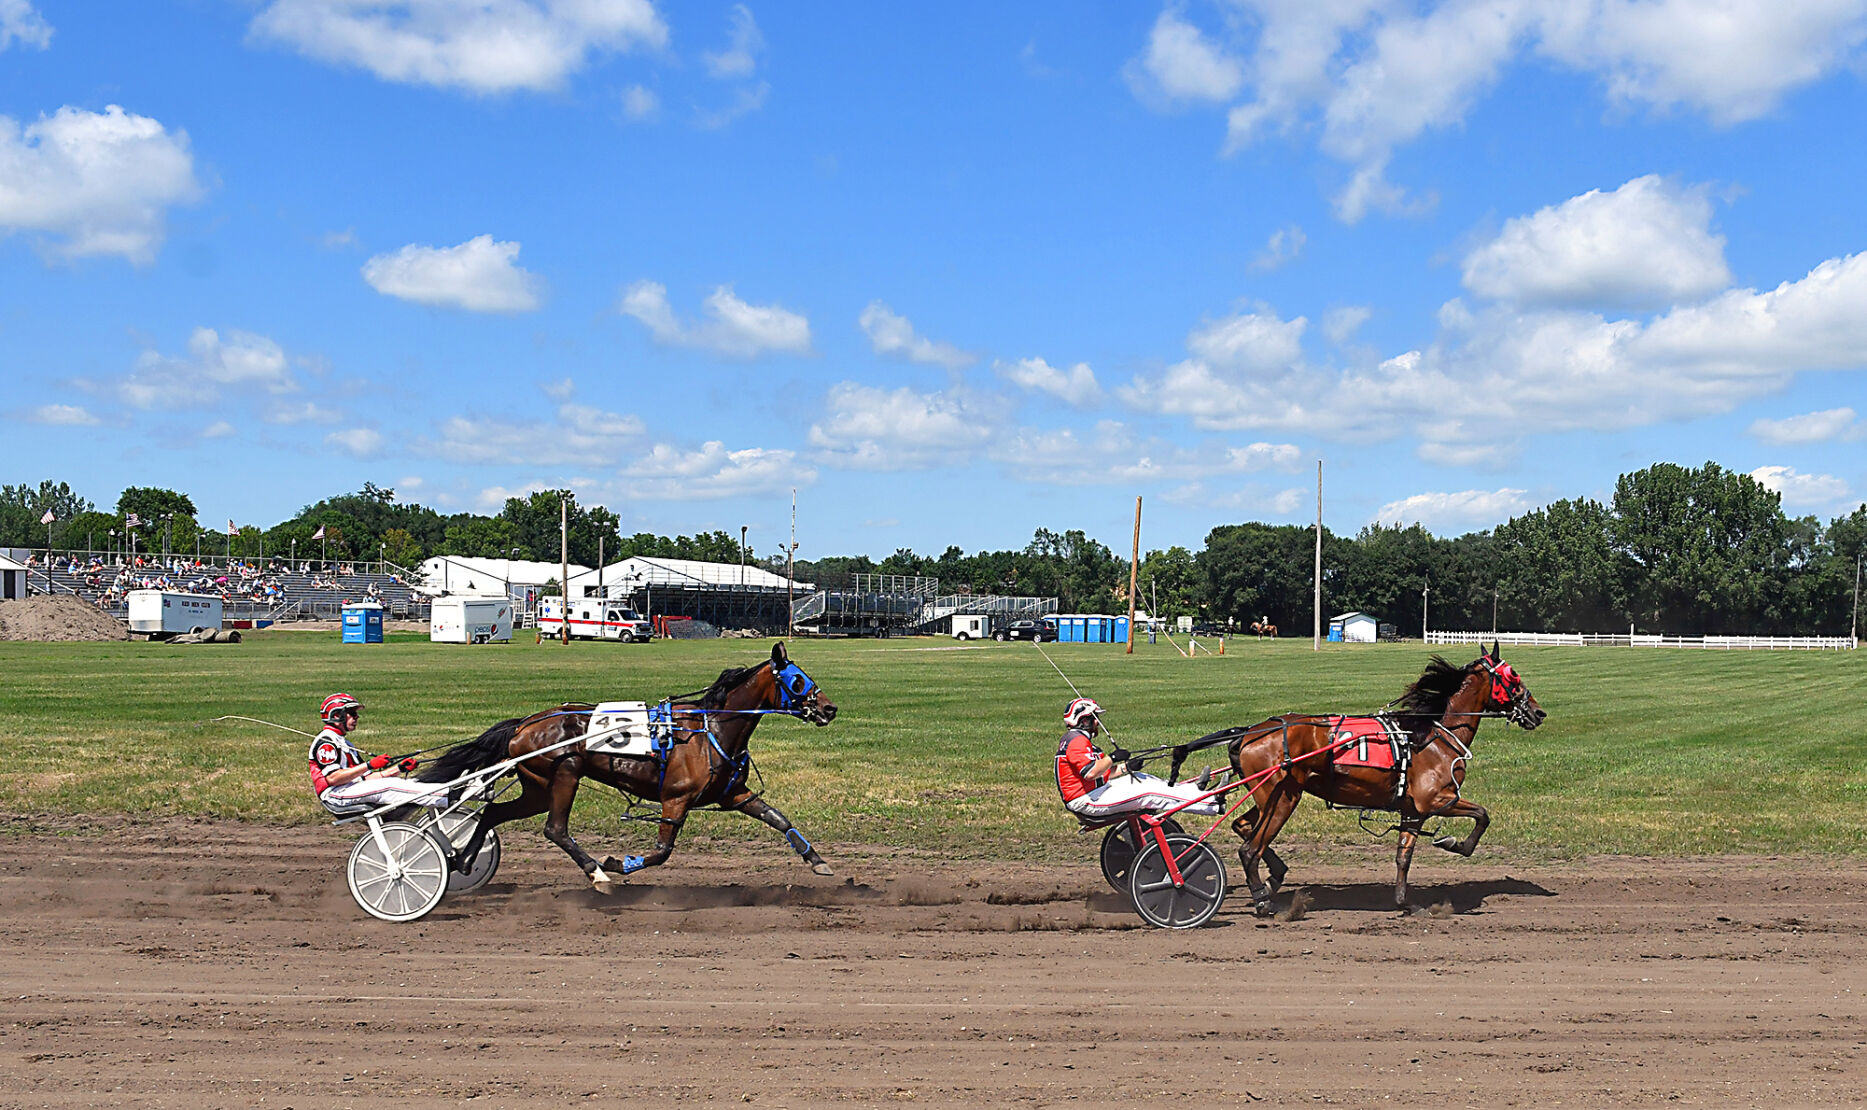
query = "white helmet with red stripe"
xmin=320 ymin=692 xmax=363 ymax=731
xmin=1063 ymin=697 xmax=1102 ymax=729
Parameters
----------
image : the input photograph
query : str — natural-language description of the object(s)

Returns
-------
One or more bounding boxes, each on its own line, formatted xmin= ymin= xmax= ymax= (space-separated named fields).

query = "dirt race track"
xmin=3 ymin=818 xmax=1863 ymax=1108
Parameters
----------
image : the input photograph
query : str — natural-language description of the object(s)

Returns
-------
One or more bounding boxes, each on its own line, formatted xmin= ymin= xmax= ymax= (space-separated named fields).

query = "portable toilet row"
xmin=1054 ymin=615 xmax=1131 ymax=644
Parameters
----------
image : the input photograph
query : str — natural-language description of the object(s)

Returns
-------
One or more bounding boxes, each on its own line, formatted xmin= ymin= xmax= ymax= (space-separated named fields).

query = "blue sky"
xmin=3 ymin=0 xmax=1865 ymax=562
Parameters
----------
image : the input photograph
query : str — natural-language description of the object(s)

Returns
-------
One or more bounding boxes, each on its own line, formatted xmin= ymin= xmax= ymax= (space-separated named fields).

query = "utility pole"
xmin=1313 ymin=460 xmax=1323 ymax=651
xmin=785 ymin=489 xmax=797 ymax=639
xmin=559 ymin=496 xmax=570 ymax=645
xmin=1492 ymin=585 xmax=1499 ymax=636
xmin=1422 ymin=580 xmax=1430 ymax=643
xmin=1853 ymin=552 xmax=1861 ymax=646
xmin=1126 ymin=496 xmax=1141 ymax=655
xmin=740 ymin=525 xmax=748 ymax=586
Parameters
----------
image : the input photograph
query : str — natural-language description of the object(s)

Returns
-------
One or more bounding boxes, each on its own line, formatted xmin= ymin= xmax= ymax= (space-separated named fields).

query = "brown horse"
xmin=1225 ymin=643 xmax=1544 ymax=913
xmin=419 ymin=642 xmax=837 ymax=892
xmin=1250 ymin=619 xmax=1278 ymax=638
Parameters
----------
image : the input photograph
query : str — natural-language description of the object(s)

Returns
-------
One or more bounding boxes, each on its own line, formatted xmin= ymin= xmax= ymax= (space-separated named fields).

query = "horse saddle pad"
xmin=584 ymin=701 xmax=655 ymax=756
xmin=1329 ymin=716 xmax=1407 ymax=770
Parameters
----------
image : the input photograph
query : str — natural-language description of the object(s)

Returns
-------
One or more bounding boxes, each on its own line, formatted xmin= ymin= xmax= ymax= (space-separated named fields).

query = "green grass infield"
xmin=1 ymin=632 xmax=1861 ymax=859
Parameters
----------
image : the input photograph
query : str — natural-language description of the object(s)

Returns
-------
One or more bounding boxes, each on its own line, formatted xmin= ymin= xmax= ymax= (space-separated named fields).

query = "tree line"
xmin=3 ymin=461 xmax=1863 ymax=635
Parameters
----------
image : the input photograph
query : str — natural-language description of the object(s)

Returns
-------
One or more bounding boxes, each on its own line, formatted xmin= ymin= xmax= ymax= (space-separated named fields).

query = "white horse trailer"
xmin=430 ymin=597 xmax=514 ymax=644
xmin=950 ymin=614 xmax=990 ymax=640
xmin=127 ymin=590 xmax=223 ymax=639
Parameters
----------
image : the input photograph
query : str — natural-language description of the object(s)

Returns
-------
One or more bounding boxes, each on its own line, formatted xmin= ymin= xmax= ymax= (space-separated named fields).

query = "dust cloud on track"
xmin=3 ymin=817 xmax=1862 ymax=1107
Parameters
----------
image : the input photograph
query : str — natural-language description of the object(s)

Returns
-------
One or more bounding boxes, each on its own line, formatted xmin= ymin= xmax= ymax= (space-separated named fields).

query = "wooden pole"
xmin=1126 ymin=496 xmax=1141 ymax=654
xmin=1313 ymin=460 xmax=1322 ymax=651
xmin=559 ymin=496 xmax=570 ymax=645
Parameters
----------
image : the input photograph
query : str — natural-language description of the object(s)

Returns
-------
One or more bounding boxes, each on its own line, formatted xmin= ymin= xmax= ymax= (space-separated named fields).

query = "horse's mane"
xmin=1389 ymin=655 xmax=1476 ymax=740
xmin=695 ymin=665 xmax=760 ymax=709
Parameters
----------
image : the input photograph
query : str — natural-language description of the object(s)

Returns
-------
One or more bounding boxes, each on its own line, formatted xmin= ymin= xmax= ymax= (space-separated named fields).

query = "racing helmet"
xmin=1063 ymin=697 xmax=1102 ymax=730
xmin=320 ymin=692 xmax=363 ymax=729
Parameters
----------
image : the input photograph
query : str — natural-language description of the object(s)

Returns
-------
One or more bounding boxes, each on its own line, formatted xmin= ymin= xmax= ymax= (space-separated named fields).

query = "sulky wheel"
xmin=1128 ymin=833 xmax=1228 ymax=929
xmin=429 ymin=808 xmax=501 ymax=894
xmin=1098 ymin=817 xmax=1184 ymax=892
xmin=347 ymin=821 xmax=450 ymax=922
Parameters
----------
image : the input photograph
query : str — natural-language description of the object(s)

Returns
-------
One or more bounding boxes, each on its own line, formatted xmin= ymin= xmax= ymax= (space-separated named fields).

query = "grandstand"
xmin=793 ymin=573 xmax=1057 ymax=636
xmin=17 ymin=551 xmax=430 ymax=623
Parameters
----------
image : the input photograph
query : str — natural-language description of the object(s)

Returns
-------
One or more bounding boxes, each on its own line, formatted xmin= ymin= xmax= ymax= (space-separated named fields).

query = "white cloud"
xmin=327 ymin=427 xmax=384 ymax=457
xmin=1125 ymin=248 xmax=1867 ymax=466
xmin=541 ymin=376 xmax=575 ymax=400
xmin=1250 ymin=224 xmax=1305 ymax=270
xmin=1322 ymin=304 xmax=1371 ymax=346
xmin=621 ymin=83 xmax=658 ymax=120
xmin=620 ymin=280 xmax=810 ymax=358
xmin=1127 ymin=7 xmax=1245 ymax=104
xmin=475 ymin=482 xmax=547 ymax=511
xmin=859 ymin=301 xmax=975 ymax=369
xmin=695 ymin=81 xmax=769 ymax=129
xmin=621 ymin=440 xmax=812 ymax=500
xmin=201 ymin=420 xmax=236 ymax=439
xmin=1461 ymin=175 xmax=1730 ymax=310
xmin=808 ymin=383 xmax=1000 ymax=470
xmin=114 ymin=327 xmax=297 ymax=410
xmin=1373 ymin=488 xmax=1532 ymax=531
xmin=264 ymin=400 xmax=342 ymax=425
xmin=1748 ymin=408 xmax=1863 ymax=445
xmin=996 ymin=357 xmax=1102 ymax=407
xmin=26 ymin=404 xmax=98 ymax=426
xmin=988 ymin=422 xmax=1301 ymax=485
xmin=702 ymin=4 xmax=763 ymax=78
xmin=0 ymin=104 xmax=202 ymax=263
xmin=1198 ymin=0 xmax=1867 ymax=221
xmin=1748 ymin=465 xmax=1853 ymax=513
xmin=248 ymin=0 xmax=668 ymax=94
xmin=1187 ymin=307 xmax=1307 ymax=372
xmin=421 ymin=401 xmax=645 ymax=466
xmin=0 ymin=1 xmax=51 ymax=51
xmin=362 ymin=234 xmax=543 ymax=312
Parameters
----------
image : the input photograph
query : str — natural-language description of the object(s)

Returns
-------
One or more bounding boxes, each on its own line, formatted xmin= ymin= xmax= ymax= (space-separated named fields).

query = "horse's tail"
xmin=417 ymin=718 xmax=522 ymax=782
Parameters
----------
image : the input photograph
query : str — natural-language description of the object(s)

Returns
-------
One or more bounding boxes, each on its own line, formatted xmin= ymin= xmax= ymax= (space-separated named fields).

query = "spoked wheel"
xmin=1128 ymin=833 xmax=1228 ymax=929
xmin=347 ymin=821 xmax=450 ymax=922
xmin=428 ymin=808 xmax=501 ymax=893
xmin=1098 ymin=817 xmax=1184 ymax=891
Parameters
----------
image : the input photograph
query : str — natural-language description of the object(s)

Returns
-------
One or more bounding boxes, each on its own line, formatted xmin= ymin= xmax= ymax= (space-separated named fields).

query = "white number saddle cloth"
xmin=584 ymin=701 xmax=657 ymax=757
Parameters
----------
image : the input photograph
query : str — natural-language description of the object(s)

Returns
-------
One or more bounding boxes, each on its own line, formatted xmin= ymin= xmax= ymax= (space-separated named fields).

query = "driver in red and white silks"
xmin=308 ymin=693 xmax=444 ymax=815
xmin=1055 ymin=698 xmax=1219 ymax=819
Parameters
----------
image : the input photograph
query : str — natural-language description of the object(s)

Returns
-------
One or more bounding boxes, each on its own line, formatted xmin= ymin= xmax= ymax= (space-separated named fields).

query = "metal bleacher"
xmin=792 ymin=573 xmax=1056 ymax=636
xmin=23 ymin=552 xmax=430 ymax=624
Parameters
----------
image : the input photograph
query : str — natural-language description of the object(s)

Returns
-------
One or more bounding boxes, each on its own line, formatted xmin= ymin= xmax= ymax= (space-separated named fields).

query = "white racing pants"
xmin=319 ymin=775 xmax=448 ymax=817
xmin=1065 ymin=772 xmax=1221 ymax=821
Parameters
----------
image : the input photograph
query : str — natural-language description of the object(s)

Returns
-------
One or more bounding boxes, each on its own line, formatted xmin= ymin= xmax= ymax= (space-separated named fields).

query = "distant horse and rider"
xmin=1249 ymin=617 xmax=1278 ymax=638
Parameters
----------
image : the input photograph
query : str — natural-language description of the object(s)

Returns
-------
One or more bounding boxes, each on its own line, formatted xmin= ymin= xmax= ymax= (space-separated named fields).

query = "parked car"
xmin=995 ymin=618 xmax=1057 ymax=642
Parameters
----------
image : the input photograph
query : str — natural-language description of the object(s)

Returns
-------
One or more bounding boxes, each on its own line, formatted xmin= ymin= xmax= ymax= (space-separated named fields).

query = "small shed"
xmin=0 ymin=554 xmax=26 ymax=600
xmin=1330 ymin=611 xmax=1378 ymax=643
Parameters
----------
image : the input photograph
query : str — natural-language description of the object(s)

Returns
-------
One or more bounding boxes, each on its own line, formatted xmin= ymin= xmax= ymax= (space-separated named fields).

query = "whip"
xmin=203 ymin=714 xmax=456 ymax=760
xmin=1031 ymin=640 xmax=1125 ymax=747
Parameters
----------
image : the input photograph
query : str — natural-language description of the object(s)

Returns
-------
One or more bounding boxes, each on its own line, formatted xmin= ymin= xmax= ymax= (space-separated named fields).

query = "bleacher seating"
xmin=23 ymin=554 xmax=431 ymax=622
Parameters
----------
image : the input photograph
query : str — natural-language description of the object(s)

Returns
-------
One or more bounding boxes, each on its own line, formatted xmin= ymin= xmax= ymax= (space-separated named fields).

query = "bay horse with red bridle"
xmin=1225 ymin=643 xmax=1544 ymax=913
xmin=418 ymin=642 xmax=837 ymax=892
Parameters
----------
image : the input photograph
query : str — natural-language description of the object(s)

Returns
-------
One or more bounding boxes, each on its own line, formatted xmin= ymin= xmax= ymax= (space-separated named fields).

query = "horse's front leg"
xmin=1430 ymin=799 xmax=1490 ymax=856
xmin=601 ymin=797 xmax=692 ymax=881
xmin=1394 ymin=819 xmax=1421 ymax=910
xmin=1230 ymin=805 xmax=1289 ymax=894
xmin=727 ymin=791 xmax=833 ymax=876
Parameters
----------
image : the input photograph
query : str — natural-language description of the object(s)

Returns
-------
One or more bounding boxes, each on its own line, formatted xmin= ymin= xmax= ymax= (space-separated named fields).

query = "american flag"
xmin=312 ymin=525 xmax=325 ymax=540
xmin=227 ymin=520 xmax=237 ymax=536
xmin=125 ymin=513 xmax=141 ymax=528
xmin=40 ymin=510 xmax=54 ymax=525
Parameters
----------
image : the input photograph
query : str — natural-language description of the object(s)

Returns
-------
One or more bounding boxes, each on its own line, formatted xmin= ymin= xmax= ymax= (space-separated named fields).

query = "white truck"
xmin=126 ymin=589 xmax=223 ymax=640
xmin=429 ymin=596 xmax=515 ymax=644
xmin=536 ymin=598 xmax=654 ymax=642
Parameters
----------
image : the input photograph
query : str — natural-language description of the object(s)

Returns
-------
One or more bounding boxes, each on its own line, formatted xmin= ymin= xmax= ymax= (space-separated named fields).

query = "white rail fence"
xmin=1426 ymin=630 xmax=1857 ymax=651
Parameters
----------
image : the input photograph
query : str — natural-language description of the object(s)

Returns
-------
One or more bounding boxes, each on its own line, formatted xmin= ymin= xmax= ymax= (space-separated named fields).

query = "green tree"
xmin=380 ymin=528 xmax=423 ymax=570
xmin=1138 ymin=546 xmax=1199 ymax=618
xmin=441 ymin=517 xmax=529 ymax=560
xmin=1199 ymin=522 xmax=1331 ymax=630
xmin=1 ymin=481 xmax=95 ymax=547
xmin=1491 ymin=498 xmax=1623 ymax=631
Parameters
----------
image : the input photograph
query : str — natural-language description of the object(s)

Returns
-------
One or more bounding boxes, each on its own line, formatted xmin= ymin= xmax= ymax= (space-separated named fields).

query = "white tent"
xmin=418 ymin=555 xmax=591 ymax=598
xmin=566 ymin=556 xmax=809 ymax=599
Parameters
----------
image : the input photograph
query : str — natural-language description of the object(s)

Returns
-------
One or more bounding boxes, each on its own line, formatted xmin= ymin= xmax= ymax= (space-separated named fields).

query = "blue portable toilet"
xmin=342 ymin=601 xmax=385 ymax=644
xmin=1060 ymin=616 xmax=1083 ymax=643
xmin=1112 ymin=616 xmax=1130 ymax=643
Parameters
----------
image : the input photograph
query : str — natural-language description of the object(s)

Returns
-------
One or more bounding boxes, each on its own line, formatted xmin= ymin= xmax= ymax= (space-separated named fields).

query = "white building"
xmin=565 ymin=556 xmax=807 ymax=599
xmin=0 ymin=554 xmax=27 ymax=600
xmin=1330 ymin=611 xmax=1378 ymax=643
xmin=417 ymin=555 xmax=591 ymax=599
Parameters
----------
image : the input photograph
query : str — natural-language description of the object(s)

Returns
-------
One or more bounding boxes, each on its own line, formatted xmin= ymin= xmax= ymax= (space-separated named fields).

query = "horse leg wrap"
xmin=620 ymin=854 xmax=648 ymax=875
xmin=785 ymin=829 xmax=812 ymax=857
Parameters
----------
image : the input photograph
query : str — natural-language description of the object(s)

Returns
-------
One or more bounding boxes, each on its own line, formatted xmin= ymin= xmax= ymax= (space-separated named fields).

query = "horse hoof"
xmin=811 ymin=863 xmax=834 ymax=877
xmin=1253 ymin=900 xmax=1276 ymax=919
xmin=590 ymin=867 xmax=616 ymax=894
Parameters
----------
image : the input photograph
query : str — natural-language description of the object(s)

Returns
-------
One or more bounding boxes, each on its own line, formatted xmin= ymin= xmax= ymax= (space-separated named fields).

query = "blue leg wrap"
xmin=620 ymin=854 xmax=647 ymax=874
xmin=786 ymin=829 xmax=812 ymax=856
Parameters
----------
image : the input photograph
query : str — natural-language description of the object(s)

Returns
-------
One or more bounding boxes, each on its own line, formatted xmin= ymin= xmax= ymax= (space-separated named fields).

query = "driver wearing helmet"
xmin=1056 ymin=697 xmax=1220 ymax=819
xmin=308 ymin=693 xmax=444 ymax=816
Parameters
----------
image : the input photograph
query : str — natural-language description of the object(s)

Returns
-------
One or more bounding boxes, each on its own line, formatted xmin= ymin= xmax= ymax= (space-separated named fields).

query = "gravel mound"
xmin=0 ymin=597 xmax=132 ymax=642
xmin=662 ymin=619 xmax=722 ymax=640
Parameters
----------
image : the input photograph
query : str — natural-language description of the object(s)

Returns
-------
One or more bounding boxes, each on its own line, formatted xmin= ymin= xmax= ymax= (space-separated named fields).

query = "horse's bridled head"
xmin=1482 ymin=656 xmax=1545 ymax=730
xmin=772 ymin=656 xmax=836 ymax=725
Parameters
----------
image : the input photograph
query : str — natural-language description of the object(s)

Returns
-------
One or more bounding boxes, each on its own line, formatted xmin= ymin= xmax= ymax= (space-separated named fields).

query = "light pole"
xmin=740 ymin=526 xmax=748 ymax=586
xmin=1421 ymin=580 xmax=1430 ymax=642
xmin=1492 ymin=585 xmax=1498 ymax=636
xmin=163 ymin=514 xmax=173 ymax=558
xmin=378 ymin=541 xmax=385 ymax=575
xmin=1853 ymin=552 xmax=1861 ymax=645
xmin=290 ymin=537 xmax=297 ymax=569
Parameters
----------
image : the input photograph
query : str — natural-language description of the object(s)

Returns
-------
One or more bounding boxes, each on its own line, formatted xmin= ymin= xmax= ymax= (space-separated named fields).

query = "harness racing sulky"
xmin=1080 ymin=643 xmax=1544 ymax=928
xmin=332 ymin=642 xmax=837 ymax=922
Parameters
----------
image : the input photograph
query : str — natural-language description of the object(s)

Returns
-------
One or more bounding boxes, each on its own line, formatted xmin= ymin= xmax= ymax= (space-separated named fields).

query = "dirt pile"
xmin=0 ymin=596 xmax=130 ymax=642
